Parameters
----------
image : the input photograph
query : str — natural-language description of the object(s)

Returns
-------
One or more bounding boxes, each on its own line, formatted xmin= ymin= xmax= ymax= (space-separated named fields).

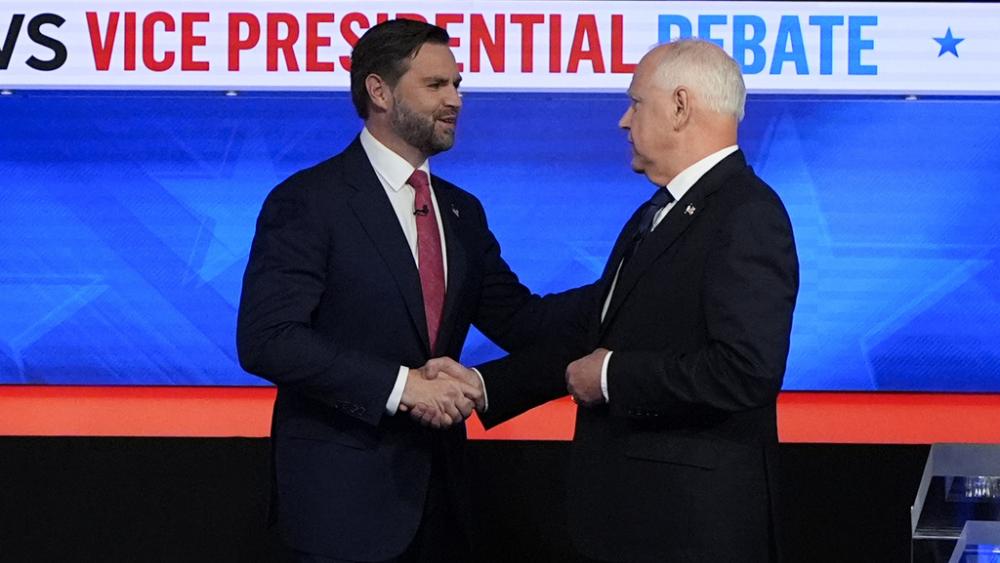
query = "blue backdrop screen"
xmin=2 ymin=91 xmax=999 ymax=390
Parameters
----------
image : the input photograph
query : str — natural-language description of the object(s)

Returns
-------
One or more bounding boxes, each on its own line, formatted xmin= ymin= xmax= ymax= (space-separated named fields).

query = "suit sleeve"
xmin=473 ymin=204 xmax=646 ymax=427
xmin=607 ymin=199 xmax=799 ymax=415
xmin=475 ymin=283 xmax=601 ymax=428
xmin=463 ymin=197 xmax=571 ymax=351
xmin=236 ymin=179 xmax=399 ymax=427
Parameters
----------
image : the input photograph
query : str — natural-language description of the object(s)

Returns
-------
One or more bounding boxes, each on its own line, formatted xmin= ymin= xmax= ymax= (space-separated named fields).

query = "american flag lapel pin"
xmin=451 ymin=204 xmax=460 ymax=218
xmin=684 ymin=204 xmax=696 ymax=216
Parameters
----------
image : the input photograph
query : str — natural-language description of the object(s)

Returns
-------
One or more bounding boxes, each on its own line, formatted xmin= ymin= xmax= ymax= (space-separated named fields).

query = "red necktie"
xmin=408 ymin=169 xmax=446 ymax=353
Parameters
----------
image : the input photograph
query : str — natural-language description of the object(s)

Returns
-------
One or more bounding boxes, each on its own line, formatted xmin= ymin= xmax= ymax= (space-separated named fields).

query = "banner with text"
xmin=1 ymin=1 xmax=996 ymax=94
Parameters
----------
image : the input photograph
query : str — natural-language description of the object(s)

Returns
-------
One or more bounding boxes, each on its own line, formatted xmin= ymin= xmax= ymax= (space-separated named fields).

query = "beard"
xmin=389 ymin=97 xmax=456 ymax=157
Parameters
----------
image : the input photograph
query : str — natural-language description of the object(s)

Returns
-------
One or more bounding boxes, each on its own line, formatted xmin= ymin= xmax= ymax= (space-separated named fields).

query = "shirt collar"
xmin=665 ymin=145 xmax=739 ymax=201
xmin=359 ymin=127 xmax=431 ymax=192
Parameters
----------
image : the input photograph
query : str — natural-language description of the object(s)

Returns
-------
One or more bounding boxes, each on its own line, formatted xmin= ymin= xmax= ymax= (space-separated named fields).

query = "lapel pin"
xmin=451 ymin=204 xmax=460 ymax=218
xmin=684 ymin=204 xmax=696 ymax=216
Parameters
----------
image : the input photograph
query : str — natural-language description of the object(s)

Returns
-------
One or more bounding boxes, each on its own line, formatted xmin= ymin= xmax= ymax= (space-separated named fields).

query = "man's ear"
xmin=365 ymin=74 xmax=392 ymax=113
xmin=672 ymin=86 xmax=692 ymax=131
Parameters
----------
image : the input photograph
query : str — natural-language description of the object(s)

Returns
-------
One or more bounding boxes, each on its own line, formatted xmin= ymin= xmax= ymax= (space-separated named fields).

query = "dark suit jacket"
xmin=236 ymin=138 xmax=546 ymax=560
xmin=479 ymin=150 xmax=799 ymax=563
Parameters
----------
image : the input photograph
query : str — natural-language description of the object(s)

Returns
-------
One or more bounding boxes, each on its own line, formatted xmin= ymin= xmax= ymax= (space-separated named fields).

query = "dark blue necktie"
xmin=624 ymin=186 xmax=675 ymax=262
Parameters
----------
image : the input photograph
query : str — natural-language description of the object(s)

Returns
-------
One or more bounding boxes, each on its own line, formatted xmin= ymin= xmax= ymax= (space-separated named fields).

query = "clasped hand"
xmin=565 ymin=347 xmax=609 ymax=407
xmin=400 ymin=357 xmax=484 ymax=429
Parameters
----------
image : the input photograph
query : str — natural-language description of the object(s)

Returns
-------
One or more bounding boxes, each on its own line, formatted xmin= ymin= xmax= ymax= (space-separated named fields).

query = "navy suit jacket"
xmin=479 ymin=150 xmax=799 ymax=563
xmin=237 ymin=138 xmax=545 ymax=560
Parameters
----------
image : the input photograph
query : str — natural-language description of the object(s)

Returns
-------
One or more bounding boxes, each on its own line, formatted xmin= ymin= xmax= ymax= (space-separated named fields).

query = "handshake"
xmin=399 ymin=357 xmax=483 ymax=429
xmin=397 ymin=347 xmax=612 ymax=429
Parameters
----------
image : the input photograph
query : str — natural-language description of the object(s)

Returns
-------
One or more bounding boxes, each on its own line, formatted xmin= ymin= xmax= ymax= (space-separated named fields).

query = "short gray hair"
xmin=654 ymin=39 xmax=746 ymax=122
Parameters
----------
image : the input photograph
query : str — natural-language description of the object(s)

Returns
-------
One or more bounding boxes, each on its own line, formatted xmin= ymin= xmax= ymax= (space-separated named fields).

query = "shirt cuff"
xmin=385 ymin=365 xmax=410 ymax=415
xmin=600 ymin=351 xmax=613 ymax=402
xmin=471 ymin=368 xmax=489 ymax=412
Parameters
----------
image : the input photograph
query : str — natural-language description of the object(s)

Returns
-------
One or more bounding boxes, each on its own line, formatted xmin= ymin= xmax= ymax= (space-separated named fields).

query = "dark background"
xmin=0 ymin=437 xmax=927 ymax=562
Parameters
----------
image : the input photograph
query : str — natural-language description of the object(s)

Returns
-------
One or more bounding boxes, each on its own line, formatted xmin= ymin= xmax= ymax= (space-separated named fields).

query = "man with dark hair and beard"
xmin=237 ymin=18 xmax=550 ymax=563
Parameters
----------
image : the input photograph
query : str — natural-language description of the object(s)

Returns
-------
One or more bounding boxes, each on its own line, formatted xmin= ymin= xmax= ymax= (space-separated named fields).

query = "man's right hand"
xmin=400 ymin=364 xmax=482 ymax=429
xmin=420 ymin=357 xmax=485 ymax=411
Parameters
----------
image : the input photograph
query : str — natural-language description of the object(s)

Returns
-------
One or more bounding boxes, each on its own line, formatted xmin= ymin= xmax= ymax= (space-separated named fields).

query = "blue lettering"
xmin=658 ymin=12 xmax=876 ymax=79
xmin=697 ymin=15 xmax=727 ymax=48
xmin=809 ymin=15 xmax=843 ymax=75
xmin=770 ymin=15 xmax=808 ymax=75
xmin=848 ymin=16 xmax=877 ymax=75
xmin=658 ymin=15 xmax=692 ymax=43
xmin=733 ymin=15 xmax=767 ymax=74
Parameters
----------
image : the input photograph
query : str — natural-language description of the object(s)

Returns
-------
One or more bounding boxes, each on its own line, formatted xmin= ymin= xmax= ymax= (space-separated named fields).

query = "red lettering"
xmin=142 ymin=11 xmax=175 ymax=72
xmin=549 ymin=15 xmax=561 ymax=73
xmin=267 ymin=13 xmax=299 ymax=71
xmin=511 ymin=14 xmax=543 ymax=72
xmin=435 ymin=13 xmax=464 ymax=72
xmin=85 ymin=11 xmax=118 ymax=71
xmin=434 ymin=14 xmax=463 ymax=48
xmin=610 ymin=15 xmax=636 ymax=74
xmin=339 ymin=12 xmax=369 ymax=71
xmin=181 ymin=12 xmax=209 ymax=71
xmin=567 ymin=15 xmax=604 ymax=73
xmin=470 ymin=14 xmax=504 ymax=72
xmin=306 ymin=13 xmax=334 ymax=72
xmin=124 ymin=12 xmax=136 ymax=71
xmin=228 ymin=13 xmax=259 ymax=71
xmin=376 ymin=13 xmax=389 ymax=25
xmin=395 ymin=13 xmax=427 ymax=23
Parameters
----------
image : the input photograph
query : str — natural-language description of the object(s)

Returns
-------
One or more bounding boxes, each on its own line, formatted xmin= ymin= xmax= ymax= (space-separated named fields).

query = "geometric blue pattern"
xmin=1 ymin=91 xmax=998 ymax=390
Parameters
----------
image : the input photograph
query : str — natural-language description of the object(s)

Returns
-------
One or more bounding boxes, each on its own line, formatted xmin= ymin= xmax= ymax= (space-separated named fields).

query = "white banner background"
xmin=1 ymin=1 xmax=997 ymax=94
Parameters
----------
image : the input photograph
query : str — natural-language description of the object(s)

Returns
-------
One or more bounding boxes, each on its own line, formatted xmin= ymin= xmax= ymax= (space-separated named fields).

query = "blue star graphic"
xmin=934 ymin=27 xmax=964 ymax=57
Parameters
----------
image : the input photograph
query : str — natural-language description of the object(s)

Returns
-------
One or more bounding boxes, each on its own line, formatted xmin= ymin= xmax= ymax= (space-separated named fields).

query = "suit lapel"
xmin=601 ymin=208 xmax=644 ymax=288
xmin=601 ymin=150 xmax=747 ymax=332
xmin=431 ymin=183 xmax=468 ymax=355
xmin=593 ymin=207 xmax=644 ymax=324
xmin=342 ymin=138 xmax=431 ymax=353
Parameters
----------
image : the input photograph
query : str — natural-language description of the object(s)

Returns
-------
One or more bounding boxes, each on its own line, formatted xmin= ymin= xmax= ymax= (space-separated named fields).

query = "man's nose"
xmin=445 ymin=86 xmax=462 ymax=109
xmin=619 ymin=106 xmax=632 ymax=129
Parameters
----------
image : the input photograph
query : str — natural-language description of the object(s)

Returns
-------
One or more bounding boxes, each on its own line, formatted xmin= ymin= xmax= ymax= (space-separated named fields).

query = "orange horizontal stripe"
xmin=0 ymin=386 xmax=275 ymax=438
xmin=775 ymin=392 xmax=1000 ymax=444
xmin=2 ymin=386 xmax=999 ymax=444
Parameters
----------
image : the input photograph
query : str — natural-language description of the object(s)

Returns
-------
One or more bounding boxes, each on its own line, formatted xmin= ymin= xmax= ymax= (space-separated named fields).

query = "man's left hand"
xmin=566 ymin=348 xmax=610 ymax=407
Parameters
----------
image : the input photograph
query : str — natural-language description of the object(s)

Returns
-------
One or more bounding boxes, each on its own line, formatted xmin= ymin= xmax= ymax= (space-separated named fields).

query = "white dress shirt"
xmin=598 ymin=145 xmax=739 ymax=401
xmin=358 ymin=128 xmax=449 ymax=415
